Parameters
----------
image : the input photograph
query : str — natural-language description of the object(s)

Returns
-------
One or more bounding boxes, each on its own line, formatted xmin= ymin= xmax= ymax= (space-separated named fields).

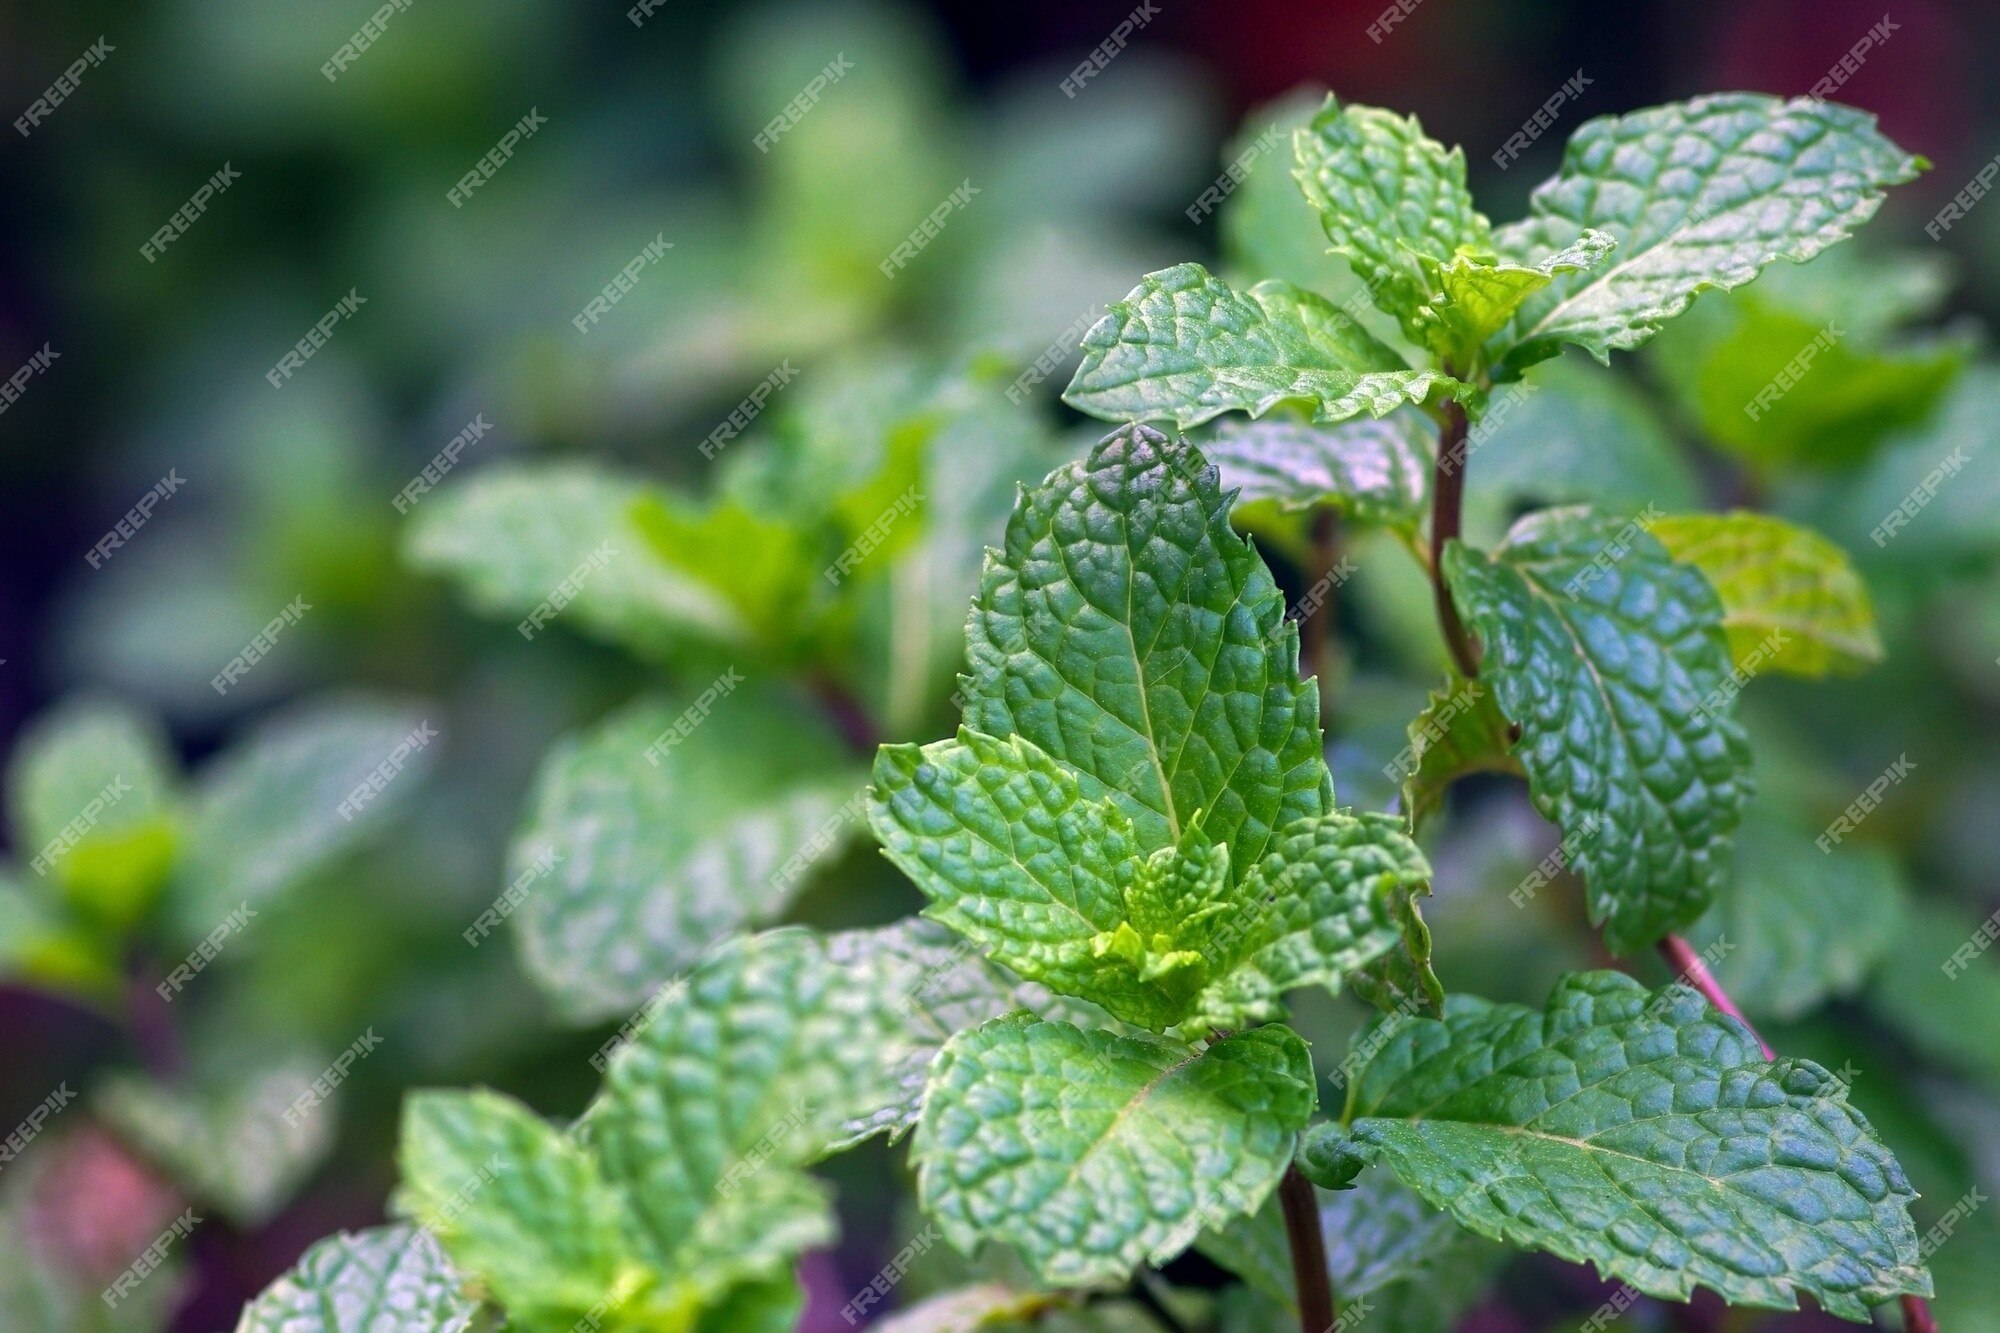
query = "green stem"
xmin=1278 ymin=1163 xmax=1336 ymax=1333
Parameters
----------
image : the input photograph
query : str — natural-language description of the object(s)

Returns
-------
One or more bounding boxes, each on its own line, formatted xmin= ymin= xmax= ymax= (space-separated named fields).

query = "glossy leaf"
xmin=234 ymin=1226 xmax=480 ymax=1333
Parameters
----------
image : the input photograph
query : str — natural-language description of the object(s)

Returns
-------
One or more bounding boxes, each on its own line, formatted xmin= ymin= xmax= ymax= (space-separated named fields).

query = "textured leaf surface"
xmin=174 ymin=697 xmax=437 ymax=937
xmin=1688 ymin=809 xmax=1905 ymax=1022
xmin=235 ymin=1226 xmax=479 ymax=1333
xmin=1650 ymin=511 xmax=1882 ymax=676
xmin=1063 ymin=264 xmax=1466 ymax=429
xmin=1291 ymin=96 xmax=1489 ymax=342
xmin=399 ymin=1089 xmax=638 ymax=1324
xmin=588 ymin=927 xmax=951 ymax=1302
xmin=915 ymin=1016 xmax=1314 ymax=1286
xmin=1491 ymin=94 xmax=1924 ymax=375
xmin=407 ymin=463 xmax=741 ymax=656
xmin=1394 ymin=675 xmax=1520 ymax=833
xmin=1444 ymin=508 xmax=1753 ymax=953
xmin=512 ymin=687 xmax=862 ymax=1023
xmin=1339 ymin=971 xmax=1930 ymax=1319
xmin=1201 ymin=411 xmax=1429 ymax=526
xmin=960 ymin=425 xmax=1329 ymax=877
xmin=1422 ymin=230 xmax=1617 ymax=356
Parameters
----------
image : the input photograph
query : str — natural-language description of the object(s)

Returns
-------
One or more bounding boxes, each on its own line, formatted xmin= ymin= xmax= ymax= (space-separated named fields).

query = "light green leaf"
xmin=1063 ymin=264 xmax=1468 ymax=429
xmin=511 ymin=686 xmax=863 ymax=1024
xmin=406 ymin=463 xmax=742 ymax=657
xmin=1338 ymin=971 xmax=1931 ymax=1320
xmin=1444 ymin=507 xmax=1754 ymax=953
xmin=915 ymin=1016 xmax=1314 ymax=1286
xmin=1421 ymin=230 xmax=1616 ymax=356
xmin=1688 ymin=808 xmax=1905 ymax=1022
xmin=234 ymin=1226 xmax=480 ymax=1333
xmin=1491 ymin=93 xmax=1924 ymax=376
xmin=7 ymin=696 xmax=179 ymax=927
xmin=1200 ymin=410 xmax=1430 ymax=527
xmin=98 ymin=1057 xmax=335 ymax=1226
xmin=1650 ymin=511 xmax=1883 ymax=676
xmin=1290 ymin=96 xmax=1490 ymax=343
xmin=871 ymin=1284 xmax=1065 ymax=1332
xmin=1393 ymin=675 xmax=1520 ymax=833
xmin=174 ymin=697 xmax=439 ymax=938
xmin=631 ymin=492 xmax=827 ymax=659
xmin=960 ymin=425 xmax=1330 ymax=877
xmin=587 ymin=927 xmax=952 ymax=1304
xmin=398 ymin=1089 xmax=644 ymax=1326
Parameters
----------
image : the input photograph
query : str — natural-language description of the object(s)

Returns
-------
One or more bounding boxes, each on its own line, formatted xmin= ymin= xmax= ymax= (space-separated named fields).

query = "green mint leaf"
xmin=1490 ymin=93 xmax=1925 ymax=376
xmin=1688 ymin=808 xmax=1905 ymax=1022
xmin=1444 ymin=508 xmax=1753 ymax=953
xmin=174 ymin=697 xmax=438 ymax=939
xmin=588 ymin=927 xmax=955 ymax=1302
xmin=1649 ymin=511 xmax=1883 ymax=676
xmin=1290 ymin=96 xmax=1490 ymax=343
xmin=511 ymin=687 xmax=862 ymax=1024
xmin=1201 ymin=410 xmax=1430 ymax=528
xmin=1341 ymin=971 xmax=1931 ymax=1319
xmin=869 ymin=728 xmax=1207 ymax=1029
xmin=1392 ymin=675 xmax=1520 ymax=833
xmin=7 ymin=696 xmax=179 ymax=928
xmin=914 ymin=1016 xmax=1314 ymax=1286
xmin=961 ymin=425 xmax=1331 ymax=877
xmin=631 ymin=492 xmax=828 ymax=659
xmin=1195 ymin=810 xmax=1435 ymax=1027
xmin=407 ymin=463 xmax=743 ymax=657
xmin=398 ymin=1088 xmax=643 ymax=1326
xmin=869 ymin=1284 xmax=1065 ymax=1332
xmin=235 ymin=1226 xmax=480 ymax=1333
xmin=1062 ymin=264 xmax=1469 ymax=429
xmin=1648 ymin=292 xmax=1965 ymax=471
xmin=1420 ymin=231 xmax=1616 ymax=356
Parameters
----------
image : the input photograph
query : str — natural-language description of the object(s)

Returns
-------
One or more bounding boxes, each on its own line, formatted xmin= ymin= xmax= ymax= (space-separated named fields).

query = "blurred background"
xmin=2 ymin=0 xmax=1998 ymax=1328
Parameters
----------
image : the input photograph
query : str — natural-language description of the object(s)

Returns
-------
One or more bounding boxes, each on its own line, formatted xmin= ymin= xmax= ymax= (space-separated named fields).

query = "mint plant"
xmin=224 ymin=89 xmax=1966 ymax=1333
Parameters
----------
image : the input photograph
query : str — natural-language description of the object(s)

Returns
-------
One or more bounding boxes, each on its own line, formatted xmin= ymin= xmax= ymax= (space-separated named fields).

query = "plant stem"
xmin=806 ymin=670 xmax=880 ymax=754
xmin=1278 ymin=1163 xmax=1336 ymax=1333
xmin=1657 ymin=934 xmax=1938 ymax=1332
xmin=1429 ymin=397 xmax=1480 ymax=680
